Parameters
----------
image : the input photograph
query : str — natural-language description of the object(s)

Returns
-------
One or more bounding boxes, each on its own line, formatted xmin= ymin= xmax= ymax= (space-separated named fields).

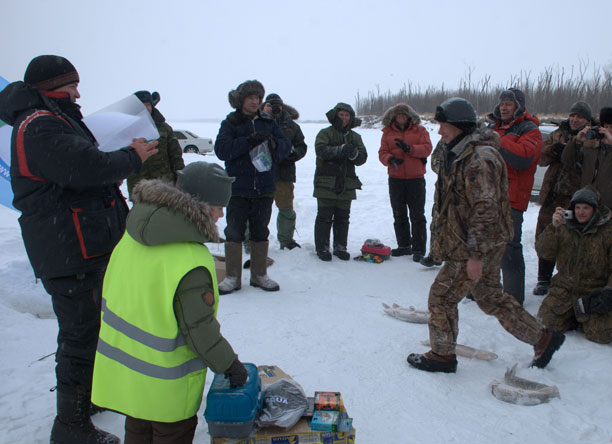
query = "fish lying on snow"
xmin=382 ymin=303 xmax=430 ymax=324
xmin=490 ymin=363 xmax=560 ymax=405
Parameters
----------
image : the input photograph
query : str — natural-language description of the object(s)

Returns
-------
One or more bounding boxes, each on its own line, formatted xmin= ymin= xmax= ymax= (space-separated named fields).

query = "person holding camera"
xmin=533 ymin=101 xmax=594 ymax=297
xmin=536 ymin=187 xmax=612 ymax=344
xmin=313 ymin=103 xmax=368 ymax=261
xmin=378 ymin=103 xmax=432 ymax=261
xmin=262 ymin=93 xmax=308 ymax=250
xmin=562 ymin=107 xmax=612 ymax=210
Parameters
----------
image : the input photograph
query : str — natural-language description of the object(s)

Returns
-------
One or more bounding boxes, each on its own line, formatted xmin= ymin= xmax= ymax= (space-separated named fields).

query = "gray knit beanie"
xmin=176 ymin=162 xmax=235 ymax=206
xmin=569 ymin=101 xmax=592 ymax=121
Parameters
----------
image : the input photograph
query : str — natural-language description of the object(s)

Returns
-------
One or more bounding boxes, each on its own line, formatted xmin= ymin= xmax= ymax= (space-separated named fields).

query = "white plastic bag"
xmin=256 ymin=378 xmax=308 ymax=429
xmin=250 ymin=140 xmax=273 ymax=172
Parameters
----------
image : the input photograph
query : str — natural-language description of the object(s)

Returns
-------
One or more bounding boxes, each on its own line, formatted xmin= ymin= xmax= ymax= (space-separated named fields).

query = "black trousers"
xmin=224 ymin=195 xmax=273 ymax=243
xmin=502 ymin=208 xmax=525 ymax=305
xmin=42 ymin=270 xmax=106 ymax=391
xmin=388 ymin=177 xmax=427 ymax=254
xmin=125 ymin=415 xmax=197 ymax=444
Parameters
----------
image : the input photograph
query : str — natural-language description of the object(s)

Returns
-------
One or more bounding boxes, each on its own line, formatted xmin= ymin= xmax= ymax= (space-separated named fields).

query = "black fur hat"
xmin=599 ymin=107 xmax=612 ymax=126
xmin=228 ymin=80 xmax=265 ymax=110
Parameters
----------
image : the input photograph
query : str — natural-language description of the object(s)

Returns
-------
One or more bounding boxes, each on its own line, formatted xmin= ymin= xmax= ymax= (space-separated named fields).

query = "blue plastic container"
xmin=204 ymin=363 xmax=262 ymax=438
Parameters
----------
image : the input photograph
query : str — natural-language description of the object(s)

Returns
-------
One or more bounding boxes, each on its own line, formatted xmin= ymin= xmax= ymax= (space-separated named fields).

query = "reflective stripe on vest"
xmin=92 ymin=232 xmax=218 ymax=422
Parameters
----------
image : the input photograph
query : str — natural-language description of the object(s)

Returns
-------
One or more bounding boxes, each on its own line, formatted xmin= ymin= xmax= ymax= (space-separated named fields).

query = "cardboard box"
xmin=211 ymin=418 xmax=356 ymax=444
xmin=215 ymin=260 xmax=226 ymax=283
xmin=211 ymin=366 xmax=356 ymax=444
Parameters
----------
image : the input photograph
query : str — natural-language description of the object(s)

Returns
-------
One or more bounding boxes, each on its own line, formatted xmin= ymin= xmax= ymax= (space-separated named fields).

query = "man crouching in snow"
xmin=92 ymin=162 xmax=248 ymax=442
xmin=407 ymin=98 xmax=565 ymax=373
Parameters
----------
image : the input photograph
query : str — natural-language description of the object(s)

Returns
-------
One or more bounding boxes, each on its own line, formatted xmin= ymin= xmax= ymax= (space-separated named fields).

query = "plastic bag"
xmin=256 ymin=378 xmax=308 ymax=429
xmin=250 ymin=140 xmax=273 ymax=172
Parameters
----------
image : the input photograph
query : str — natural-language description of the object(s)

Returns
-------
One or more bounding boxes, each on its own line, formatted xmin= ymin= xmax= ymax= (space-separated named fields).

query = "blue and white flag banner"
xmin=0 ymin=75 xmax=16 ymax=210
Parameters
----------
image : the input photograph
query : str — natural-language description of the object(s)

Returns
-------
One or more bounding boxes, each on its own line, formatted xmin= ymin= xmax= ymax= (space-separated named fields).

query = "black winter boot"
xmin=50 ymin=386 xmax=120 ymax=444
xmin=391 ymin=246 xmax=412 ymax=257
xmin=315 ymin=206 xmax=334 ymax=261
xmin=533 ymin=258 xmax=555 ymax=296
xmin=407 ymin=351 xmax=457 ymax=373
xmin=420 ymin=255 xmax=442 ymax=267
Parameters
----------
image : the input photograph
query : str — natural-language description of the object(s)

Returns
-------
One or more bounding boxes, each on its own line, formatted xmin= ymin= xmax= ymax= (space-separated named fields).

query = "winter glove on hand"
xmin=394 ymin=138 xmax=411 ymax=153
xmin=552 ymin=142 xmax=566 ymax=156
xmin=247 ymin=133 xmax=269 ymax=148
xmin=578 ymin=287 xmax=612 ymax=314
xmin=341 ymin=143 xmax=357 ymax=159
xmin=388 ymin=156 xmax=404 ymax=166
xmin=224 ymin=358 xmax=248 ymax=388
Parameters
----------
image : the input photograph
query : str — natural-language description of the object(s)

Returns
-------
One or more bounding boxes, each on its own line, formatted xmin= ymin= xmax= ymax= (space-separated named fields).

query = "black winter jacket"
xmin=0 ymin=82 xmax=142 ymax=278
xmin=271 ymin=107 xmax=307 ymax=183
xmin=214 ymin=110 xmax=290 ymax=196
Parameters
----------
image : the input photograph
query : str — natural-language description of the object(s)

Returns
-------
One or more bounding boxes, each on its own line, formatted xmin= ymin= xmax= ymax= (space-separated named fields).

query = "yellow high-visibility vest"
xmin=92 ymin=233 xmax=218 ymax=422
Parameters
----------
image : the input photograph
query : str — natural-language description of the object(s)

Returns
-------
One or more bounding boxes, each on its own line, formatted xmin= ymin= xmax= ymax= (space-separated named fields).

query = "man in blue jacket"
xmin=214 ymin=80 xmax=290 ymax=294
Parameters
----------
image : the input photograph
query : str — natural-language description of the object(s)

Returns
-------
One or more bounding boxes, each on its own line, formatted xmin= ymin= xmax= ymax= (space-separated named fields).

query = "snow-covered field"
xmin=0 ymin=121 xmax=610 ymax=444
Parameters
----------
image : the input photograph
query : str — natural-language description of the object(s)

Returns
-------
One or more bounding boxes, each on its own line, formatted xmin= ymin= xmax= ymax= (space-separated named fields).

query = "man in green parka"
xmin=127 ymin=90 xmax=185 ymax=198
xmin=536 ymin=187 xmax=612 ymax=344
xmin=92 ymin=162 xmax=247 ymax=443
xmin=313 ymin=102 xmax=367 ymax=261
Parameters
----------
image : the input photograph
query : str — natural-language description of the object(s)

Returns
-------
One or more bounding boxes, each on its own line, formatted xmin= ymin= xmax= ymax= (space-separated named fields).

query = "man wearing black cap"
xmin=0 ymin=55 xmax=158 ymax=443
xmin=407 ymin=98 xmax=563 ymax=374
xmin=214 ymin=80 xmax=290 ymax=294
xmin=536 ymin=187 xmax=612 ymax=344
xmin=262 ymin=93 xmax=307 ymax=250
xmin=488 ymin=88 xmax=543 ymax=306
xmin=533 ymin=101 xmax=593 ymax=296
xmin=127 ymin=90 xmax=185 ymax=199
xmin=563 ymin=106 xmax=612 ymax=210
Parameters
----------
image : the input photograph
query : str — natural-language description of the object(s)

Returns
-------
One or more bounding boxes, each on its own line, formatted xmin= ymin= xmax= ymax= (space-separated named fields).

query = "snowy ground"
xmin=0 ymin=121 xmax=610 ymax=444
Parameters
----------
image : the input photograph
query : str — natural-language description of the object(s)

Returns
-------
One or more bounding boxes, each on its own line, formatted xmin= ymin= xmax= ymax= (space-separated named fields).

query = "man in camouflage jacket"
xmin=533 ymin=101 xmax=593 ymax=296
xmin=127 ymin=90 xmax=185 ymax=198
xmin=407 ymin=98 xmax=564 ymax=373
xmin=536 ymin=188 xmax=612 ymax=344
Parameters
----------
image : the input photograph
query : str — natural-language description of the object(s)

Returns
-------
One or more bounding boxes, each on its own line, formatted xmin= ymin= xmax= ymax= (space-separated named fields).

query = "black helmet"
xmin=434 ymin=97 xmax=477 ymax=132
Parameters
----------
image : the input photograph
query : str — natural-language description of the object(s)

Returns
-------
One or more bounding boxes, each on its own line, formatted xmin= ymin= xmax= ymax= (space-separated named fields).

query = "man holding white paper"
xmin=0 ymin=54 xmax=158 ymax=444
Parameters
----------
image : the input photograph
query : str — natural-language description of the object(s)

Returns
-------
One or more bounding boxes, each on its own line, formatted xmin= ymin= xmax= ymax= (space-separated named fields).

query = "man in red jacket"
xmin=488 ymin=88 xmax=542 ymax=305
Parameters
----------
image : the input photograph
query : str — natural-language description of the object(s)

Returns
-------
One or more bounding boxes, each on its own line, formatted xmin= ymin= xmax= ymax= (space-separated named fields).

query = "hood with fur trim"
xmin=127 ymin=179 xmax=220 ymax=246
xmin=325 ymin=102 xmax=362 ymax=130
xmin=382 ymin=103 xmax=421 ymax=127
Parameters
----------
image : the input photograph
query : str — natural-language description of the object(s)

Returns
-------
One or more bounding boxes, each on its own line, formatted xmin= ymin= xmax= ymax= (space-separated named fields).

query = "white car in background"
xmin=173 ymin=129 xmax=213 ymax=154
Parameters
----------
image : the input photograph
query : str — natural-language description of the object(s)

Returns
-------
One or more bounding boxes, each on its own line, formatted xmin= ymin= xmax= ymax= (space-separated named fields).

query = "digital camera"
xmin=563 ymin=210 xmax=573 ymax=220
xmin=586 ymin=126 xmax=604 ymax=140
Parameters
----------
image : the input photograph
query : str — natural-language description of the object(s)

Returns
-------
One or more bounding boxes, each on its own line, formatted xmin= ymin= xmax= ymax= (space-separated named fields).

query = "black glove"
xmin=577 ymin=288 xmax=612 ymax=314
xmin=394 ymin=138 xmax=411 ymax=153
xmin=224 ymin=358 xmax=248 ymax=388
xmin=247 ymin=133 xmax=268 ymax=148
xmin=552 ymin=142 xmax=565 ymax=156
xmin=341 ymin=143 xmax=357 ymax=159
xmin=388 ymin=156 xmax=404 ymax=166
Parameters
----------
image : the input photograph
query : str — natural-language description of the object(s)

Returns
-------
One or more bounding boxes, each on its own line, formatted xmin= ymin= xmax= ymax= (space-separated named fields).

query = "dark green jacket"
xmin=126 ymin=179 xmax=236 ymax=374
xmin=127 ymin=108 xmax=185 ymax=198
xmin=272 ymin=106 xmax=307 ymax=182
xmin=536 ymin=205 xmax=612 ymax=310
xmin=313 ymin=103 xmax=367 ymax=200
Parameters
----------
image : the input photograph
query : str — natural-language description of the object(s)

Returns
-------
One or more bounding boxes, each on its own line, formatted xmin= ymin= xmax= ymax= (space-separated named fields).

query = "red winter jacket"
xmin=489 ymin=111 xmax=542 ymax=211
xmin=378 ymin=103 xmax=432 ymax=179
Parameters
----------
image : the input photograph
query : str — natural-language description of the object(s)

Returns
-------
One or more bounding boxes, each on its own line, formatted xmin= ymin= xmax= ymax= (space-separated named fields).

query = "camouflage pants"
xmin=428 ymin=247 xmax=544 ymax=356
xmin=537 ymin=289 xmax=612 ymax=344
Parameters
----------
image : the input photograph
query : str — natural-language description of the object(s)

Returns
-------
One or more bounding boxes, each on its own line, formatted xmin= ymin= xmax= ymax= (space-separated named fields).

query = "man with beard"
xmin=533 ymin=102 xmax=593 ymax=296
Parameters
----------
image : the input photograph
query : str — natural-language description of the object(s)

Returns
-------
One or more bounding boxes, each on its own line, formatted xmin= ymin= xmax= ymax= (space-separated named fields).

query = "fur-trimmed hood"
xmin=325 ymin=102 xmax=362 ymax=129
xmin=127 ymin=179 xmax=220 ymax=246
xmin=381 ymin=103 xmax=421 ymax=127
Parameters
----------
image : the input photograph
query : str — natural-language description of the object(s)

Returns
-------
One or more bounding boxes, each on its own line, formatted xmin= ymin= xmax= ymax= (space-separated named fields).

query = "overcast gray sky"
xmin=2 ymin=0 xmax=612 ymax=121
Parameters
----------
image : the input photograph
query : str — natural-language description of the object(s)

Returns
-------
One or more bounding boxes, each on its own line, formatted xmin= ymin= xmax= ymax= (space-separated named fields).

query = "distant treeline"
xmin=355 ymin=62 xmax=612 ymax=120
